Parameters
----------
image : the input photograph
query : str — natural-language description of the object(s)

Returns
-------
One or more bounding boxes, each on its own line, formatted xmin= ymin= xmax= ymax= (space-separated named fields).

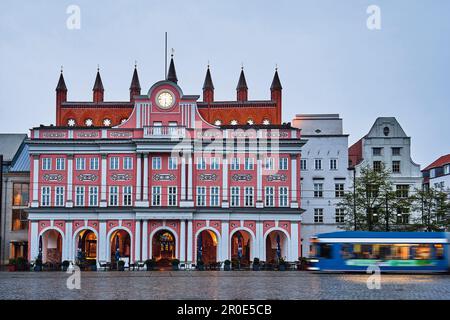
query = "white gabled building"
xmin=292 ymin=114 xmax=349 ymax=257
xmin=349 ymin=117 xmax=422 ymax=225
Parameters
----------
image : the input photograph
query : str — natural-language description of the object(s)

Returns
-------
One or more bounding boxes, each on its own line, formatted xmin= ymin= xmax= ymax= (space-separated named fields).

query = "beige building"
xmin=0 ymin=134 xmax=29 ymax=265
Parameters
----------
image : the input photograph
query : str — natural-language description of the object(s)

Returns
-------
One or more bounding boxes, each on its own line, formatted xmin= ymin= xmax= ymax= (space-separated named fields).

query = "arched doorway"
xmin=231 ymin=230 xmax=251 ymax=264
xmin=151 ymin=230 xmax=176 ymax=266
xmin=41 ymin=229 xmax=62 ymax=264
xmin=76 ymin=229 xmax=97 ymax=263
xmin=196 ymin=230 xmax=218 ymax=264
xmin=265 ymin=230 xmax=288 ymax=263
xmin=110 ymin=229 xmax=131 ymax=267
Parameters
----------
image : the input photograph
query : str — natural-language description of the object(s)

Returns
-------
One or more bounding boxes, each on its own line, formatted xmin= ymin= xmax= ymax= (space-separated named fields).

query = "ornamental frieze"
xmin=264 ymin=131 xmax=288 ymax=138
xmin=77 ymin=173 xmax=98 ymax=182
xmin=109 ymin=131 xmax=133 ymax=138
xmin=42 ymin=173 xmax=63 ymax=182
xmin=76 ymin=131 xmax=99 ymax=138
xmin=199 ymin=173 xmax=218 ymax=181
xmin=153 ymin=173 xmax=176 ymax=181
xmin=111 ymin=173 xmax=132 ymax=181
xmin=231 ymin=174 xmax=252 ymax=182
xmin=42 ymin=132 xmax=66 ymax=138
xmin=266 ymin=174 xmax=287 ymax=182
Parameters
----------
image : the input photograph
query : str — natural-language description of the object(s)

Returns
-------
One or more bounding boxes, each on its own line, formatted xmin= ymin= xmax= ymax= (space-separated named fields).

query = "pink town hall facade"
xmin=26 ymin=59 xmax=307 ymax=267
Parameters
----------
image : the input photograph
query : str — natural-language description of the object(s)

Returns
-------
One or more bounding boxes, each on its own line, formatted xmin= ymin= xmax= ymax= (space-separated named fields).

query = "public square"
xmin=0 ymin=271 xmax=449 ymax=300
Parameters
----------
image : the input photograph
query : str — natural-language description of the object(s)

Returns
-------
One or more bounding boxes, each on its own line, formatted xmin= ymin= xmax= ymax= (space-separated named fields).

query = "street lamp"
xmin=348 ymin=166 xmax=357 ymax=231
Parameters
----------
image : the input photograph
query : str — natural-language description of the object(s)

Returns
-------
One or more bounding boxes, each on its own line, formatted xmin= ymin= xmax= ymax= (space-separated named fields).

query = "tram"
xmin=308 ymin=231 xmax=450 ymax=272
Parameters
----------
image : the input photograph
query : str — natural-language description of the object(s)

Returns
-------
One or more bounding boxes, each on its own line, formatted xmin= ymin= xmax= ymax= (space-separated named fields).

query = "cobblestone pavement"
xmin=0 ymin=271 xmax=449 ymax=300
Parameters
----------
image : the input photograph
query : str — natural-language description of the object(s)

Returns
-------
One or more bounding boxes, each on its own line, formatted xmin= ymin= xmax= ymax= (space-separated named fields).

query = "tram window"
xmin=414 ymin=245 xmax=431 ymax=260
xmin=313 ymin=244 xmax=332 ymax=259
xmin=434 ymin=244 xmax=444 ymax=260
xmin=341 ymin=244 xmax=354 ymax=259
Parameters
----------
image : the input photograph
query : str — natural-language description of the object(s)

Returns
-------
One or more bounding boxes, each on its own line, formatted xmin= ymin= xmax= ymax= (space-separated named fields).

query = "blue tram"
xmin=308 ymin=231 xmax=450 ymax=272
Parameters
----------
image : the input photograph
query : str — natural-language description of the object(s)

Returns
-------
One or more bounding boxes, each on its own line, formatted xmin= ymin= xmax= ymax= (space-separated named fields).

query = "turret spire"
xmin=167 ymin=50 xmax=178 ymax=83
xmin=236 ymin=66 xmax=248 ymax=101
xmin=93 ymin=67 xmax=104 ymax=102
xmin=203 ymin=64 xmax=214 ymax=104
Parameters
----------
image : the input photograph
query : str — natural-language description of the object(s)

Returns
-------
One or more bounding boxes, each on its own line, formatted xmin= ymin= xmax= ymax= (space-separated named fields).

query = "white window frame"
xmin=109 ymin=186 xmax=119 ymax=206
xmin=109 ymin=157 xmax=119 ymax=170
xmin=123 ymin=186 xmax=132 ymax=206
xmin=244 ymin=187 xmax=254 ymax=207
xmin=123 ymin=157 xmax=133 ymax=170
xmin=330 ymin=159 xmax=338 ymax=171
xmin=314 ymin=159 xmax=322 ymax=171
xmin=88 ymin=186 xmax=98 ymax=206
xmin=335 ymin=183 xmax=345 ymax=198
xmin=55 ymin=186 xmax=65 ymax=207
xmin=42 ymin=158 xmax=52 ymax=171
xmin=265 ymin=186 xmax=274 ymax=207
xmin=75 ymin=186 xmax=85 ymax=207
xmin=210 ymin=186 xmax=220 ymax=207
xmin=152 ymin=186 xmax=161 ymax=206
xmin=152 ymin=157 xmax=162 ymax=170
xmin=314 ymin=183 xmax=323 ymax=198
xmin=245 ymin=158 xmax=254 ymax=170
xmin=76 ymin=158 xmax=86 ymax=171
xmin=230 ymin=187 xmax=240 ymax=207
xmin=196 ymin=186 xmax=207 ymax=207
xmin=279 ymin=158 xmax=288 ymax=171
xmin=210 ymin=157 xmax=220 ymax=170
xmin=300 ymin=159 xmax=307 ymax=171
xmin=196 ymin=157 xmax=206 ymax=170
xmin=279 ymin=186 xmax=289 ymax=207
xmin=335 ymin=208 xmax=345 ymax=223
xmin=168 ymin=157 xmax=178 ymax=170
xmin=265 ymin=157 xmax=274 ymax=170
xmin=168 ymin=186 xmax=177 ymax=206
xmin=314 ymin=208 xmax=324 ymax=223
xmin=231 ymin=158 xmax=240 ymax=170
xmin=56 ymin=158 xmax=65 ymax=171
xmin=90 ymin=157 xmax=99 ymax=170
xmin=41 ymin=186 xmax=51 ymax=206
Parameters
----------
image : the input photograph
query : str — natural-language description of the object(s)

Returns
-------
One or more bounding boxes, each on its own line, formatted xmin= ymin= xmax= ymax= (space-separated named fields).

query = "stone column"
xmin=141 ymin=220 xmax=148 ymax=261
xmin=66 ymin=155 xmax=73 ymax=207
xmin=100 ymin=154 xmax=107 ymax=207
xmin=134 ymin=220 xmax=141 ymax=262
xmin=220 ymin=221 xmax=229 ymax=261
xmin=290 ymin=222 xmax=299 ymax=261
xmin=256 ymin=221 xmax=264 ymax=259
xmin=30 ymin=221 xmax=39 ymax=260
xmin=179 ymin=220 xmax=186 ymax=262
xmin=186 ymin=220 xmax=193 ymax=263
xmin=99 ymin=221 xmax=107 ymax=262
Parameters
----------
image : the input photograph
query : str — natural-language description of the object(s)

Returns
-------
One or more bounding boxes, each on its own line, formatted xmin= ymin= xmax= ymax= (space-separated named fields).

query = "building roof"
xmin=423 ymin=154 xmax=450 ymax=171
xmin=9 ymin=143 xmax=30 ymax=172
xmin=236 ymin=69 xmax=248 ymax=90
xmin=270 ymin=69 xmax=282 ymax=90
xmin=167 ymin=57 xmax=178 ymax=84
xmin=129 ymin=67 xmax=141 ymax=90
xmin=202 ymin=66 xmax=214 ymax=90
xmin=93 ymin=70 xmax=104 ymax=91
xmin=0 ymin=134 xmax=27 ymax=162
xmin=56 ymin=72 xmax=67 ymax=91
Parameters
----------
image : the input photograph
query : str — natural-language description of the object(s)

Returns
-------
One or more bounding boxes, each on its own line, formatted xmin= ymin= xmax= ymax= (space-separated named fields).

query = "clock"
xmin=156 ymin=90 xmax=175 ymax=109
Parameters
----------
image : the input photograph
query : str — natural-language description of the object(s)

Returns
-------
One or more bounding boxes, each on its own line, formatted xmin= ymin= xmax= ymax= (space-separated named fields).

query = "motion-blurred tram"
xmin=308 ymin=231 xmax=450 ymax=273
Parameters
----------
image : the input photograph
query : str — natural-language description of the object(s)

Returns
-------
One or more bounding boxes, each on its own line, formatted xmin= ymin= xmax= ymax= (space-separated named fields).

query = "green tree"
xmin=339 ymin=163 xmax=417 ymax=231
xmin=410 ymin=186 xmax=450 ymax=231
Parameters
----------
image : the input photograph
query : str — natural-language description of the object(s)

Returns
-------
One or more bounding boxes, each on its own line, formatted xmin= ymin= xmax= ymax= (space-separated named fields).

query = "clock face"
xmin=156 ymin=91 xmax=174 ymax=109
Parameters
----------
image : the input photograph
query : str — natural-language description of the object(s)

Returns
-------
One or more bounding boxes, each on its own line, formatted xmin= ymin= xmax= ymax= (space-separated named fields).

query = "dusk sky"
xmin=0 ymin=0 xmax=449 ymax=167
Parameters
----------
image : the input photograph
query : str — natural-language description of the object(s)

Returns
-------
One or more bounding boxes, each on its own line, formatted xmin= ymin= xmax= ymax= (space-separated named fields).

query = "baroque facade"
xmin=26 ymin=58 xmax=306 ymax=267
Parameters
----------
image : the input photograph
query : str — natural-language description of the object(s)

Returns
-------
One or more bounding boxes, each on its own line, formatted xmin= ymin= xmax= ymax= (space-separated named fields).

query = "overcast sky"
xmin=0 ymin=0 xmax=449 ymax=167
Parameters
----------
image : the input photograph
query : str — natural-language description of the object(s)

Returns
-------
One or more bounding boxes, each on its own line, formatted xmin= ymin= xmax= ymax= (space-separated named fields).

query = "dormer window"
xmin=120 ymin=119 xmax=127 ymax=124
xmin=247 ymin=119 xmax=254 ymax=125
xmin=263 ymin=119 xmax=270 ymax=125
xmin=67 ymin=119 xmax=76 ymax=127
xmin=214 ymin=120 xmax=222 ymax=126
xmin=85 ymin=118 xmax=93 ymax=127
xmin=383 ymin=126 xmax=390 ymax=136
xmin=230 ymin=120 xmax=238 ymax=126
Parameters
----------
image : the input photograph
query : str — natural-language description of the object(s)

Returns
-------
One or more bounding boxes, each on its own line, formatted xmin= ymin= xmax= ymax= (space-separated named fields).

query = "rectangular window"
xmin=123 ymin=186 xmax=132 ymax=206
xmin=168 ymin=186 xmax=177 ymax=206
xmin=279 ymin=158 xmax=288 ymax=170
xmin=231 ymin=187 xmax=240 ymax=207
xmin=330 ymin=159 xmax=338 ymax=170
xmin=210 ymin=157 xmax=220 ymax=170
xmin=396 ymin=209 xmax=410 ymax=224
xmin=123 ymin=157 xmax=133 ymax=170
xmin=55 ymin=186 xmax=65 ymax=207
xmin=279 ymin=186 xmax=289 ymax=207
xmin=168 ymin=157 xmax=178 ymax=170
xmin=265 ymin=158 xmax=274 ymax=170
xmin=231 ymin=158 xmax=240 ymax=170
xmin=300 ymin=159 xmax=307 ymax=171
xmin=42 ymin=158 xmax=52 ymax=170
xmin=75 ymin=158 xmax=86 ymax=171
xmin=109 ymin=157 xmax=119 ymax=170
xmin=41 ymin=186 xmax=51 ymax=206
xmin=244 ymin=187 xmax=254 ymax=207
xmin=88 ymin=186 xmax=98 ymax=206
xmin=335 ymin=208 xmax=345 ymax=223
xmin=445 ymin=165 xmax=450 ymax=175
xmin=265 ymin=187 xmax=274 ymax=207
xmin=90 ymin=157 xmax=99 ymax=170
xmin=168 ymin=122 xmax=178 ymax=135
xmin=12 ymin=183 xmax=29 ymax=206
xmin=152 ymin=157 xmax=161 ymax=170
xmin=392 ymin=147 xmax=401 ymax=156
xmin=314 ymin=183 xmax=323 ymax=198
xmin=372 ymin=148 xmax=383 ymax=156
xmin=11 ymin=209 xmax=27 ymax=231
xmin=314 ymin=159 xmax=322 ymax=170
xmin=152 ymin=186 xmax=161 ymax=206
xmin=335 ymin=184 xmax=345 ymax=198
xmin=314 ymin=208 xmax=324 ymax=223
xmin=109 ymin=186 xmax=119 ymax=206
xmin=75 ymin=186 xmax=85 ymax=207
xmin=196 ymin=157 xmax=206 ymax=170
xmin=196 ymin=186 xmax=207 ymax=207
xmin=373 ymin=161 xmax=382 ymax=172
xmin=153 ymin=122 xmax=162 ymax=135
xmin=56 ymin=158 xmax=65 ymax=170
xmin=396 ymin=185 xmax=409 ymax=198
xmin=210 ymin=186 xmax=220 ymax=207
xmin=392 ymin=161 xmax=401 ymax=173
xmin=244 ymin=157 xmax=254 ymax=170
